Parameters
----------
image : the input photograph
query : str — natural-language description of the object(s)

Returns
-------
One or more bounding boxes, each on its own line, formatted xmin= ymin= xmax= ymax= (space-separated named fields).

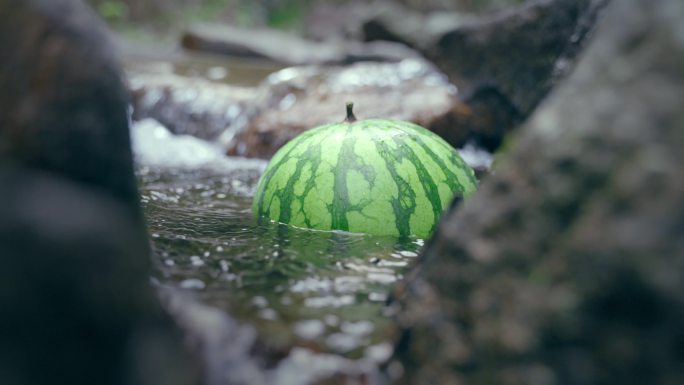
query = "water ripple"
xmin=138 ymin=158 xmax=422 ymax=385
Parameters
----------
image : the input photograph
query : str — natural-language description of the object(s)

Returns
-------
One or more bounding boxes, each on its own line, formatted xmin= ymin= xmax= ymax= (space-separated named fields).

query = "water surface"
xmin=135 ymin=122 xmax=423 ymax=383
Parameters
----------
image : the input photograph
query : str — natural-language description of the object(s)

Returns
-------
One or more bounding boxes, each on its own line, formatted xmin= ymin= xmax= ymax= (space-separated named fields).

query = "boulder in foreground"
xmin=391 ymin=0 xmax=684 ymax=384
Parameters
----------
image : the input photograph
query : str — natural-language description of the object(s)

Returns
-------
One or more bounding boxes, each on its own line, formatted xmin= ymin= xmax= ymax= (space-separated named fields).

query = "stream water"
xmin=127 ymin=54 xmax=491 ymax=384
xmin=132 ymin=118 xmax=422 ymax=384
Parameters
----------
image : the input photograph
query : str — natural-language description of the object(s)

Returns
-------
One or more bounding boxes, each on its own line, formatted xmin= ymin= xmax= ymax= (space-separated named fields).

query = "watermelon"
xmin=252 ymin=103 xmax=477 ymax=238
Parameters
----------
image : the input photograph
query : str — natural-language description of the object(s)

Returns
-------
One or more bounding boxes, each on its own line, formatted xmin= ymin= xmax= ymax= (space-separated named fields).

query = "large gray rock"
xmin=0 ymin=1 xmax=200 ymax=384
xmin=0 ymin=0 xmax=140 ymax=211
xmin=0 ymin=165 xmax=200 ymax=385
xmin=391 ymin=0 xmax=684 ymax=384
xmin=363 ymin=0 xmax=609 ymax=149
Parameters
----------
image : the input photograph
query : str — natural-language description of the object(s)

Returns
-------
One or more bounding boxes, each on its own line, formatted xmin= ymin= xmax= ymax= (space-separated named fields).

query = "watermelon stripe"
xmin=411 ymin=135 xmax=465 ymax=193
xmin=391 ymin=120 xmax=476 ymax=194
xmin=255 ymin=142 xmax=304 ymax=219
xmin=350 ymin=126 xmax=377 ymax=189
xmin=274 ymin=153 xmax=313 ymax=224
xmin=279 ymin=137 xmax=330 ymax=227
xmin=345 ymin=127 xmax=379 ymax=218
xmin=450 ymin=150 xmax=478 ymax=189
xmin=390 ymin=134 xmax=443 ymax=234
xmin=408 ymin=123 xmax=477 ymax=189
xmin=256 ymin=126 xmax=332 ymax=220
xmin=374 ymin=138 xmax=417 ymax=238
xmin=329 ymin=126 xmax=356 ymax=231
xmin=294 ymin=154 xmax=323 ymax=229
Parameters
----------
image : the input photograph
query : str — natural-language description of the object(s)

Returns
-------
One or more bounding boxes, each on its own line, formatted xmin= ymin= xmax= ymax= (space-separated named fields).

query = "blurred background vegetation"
xmin=86 ymin=0 xmax=526 ymax=36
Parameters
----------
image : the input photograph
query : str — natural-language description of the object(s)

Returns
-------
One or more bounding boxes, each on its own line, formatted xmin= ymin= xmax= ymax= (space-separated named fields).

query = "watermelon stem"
xmin=345 ymin=102 xmax=357 ymax=123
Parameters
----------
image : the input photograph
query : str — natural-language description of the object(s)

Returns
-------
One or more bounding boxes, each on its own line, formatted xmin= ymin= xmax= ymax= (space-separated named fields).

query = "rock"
xmin=0 ymin=1 xmax=199 ymax=384
xmin=386 ymin=0 xmax=529 ymax=13
xmin=429 ymin=84 xmax=524 ymax=150
xmin=128 ymin=56 xmax=497 ymax=160
xmin=129 ymin=71 xmax=259 ymax=141
xmin=391 ymin=0 xmax=684 ymax=384
xmin=181 ymin=23 xmax=420 ymax=66
xmin=158 ymin=289 xmax=267 ymax=385
xmin=227 ymin=58 xmax=467 ymax=159
xmin=0 ymin=165 xmax=200 ymax=385
xmin=303 ymin=1 xmax=370 ymax=42
xmin=302 ymin=0 xmax=530 ymax=42
xmin=362 ymin=3 xmax=479 ymax=48
xmin=0 ymin=0 xmax=142 ymax=211
xmin=363 ymin=0 xmax=609 ymax=149
xmin=302 ymin=0 xmax=529 ymax=50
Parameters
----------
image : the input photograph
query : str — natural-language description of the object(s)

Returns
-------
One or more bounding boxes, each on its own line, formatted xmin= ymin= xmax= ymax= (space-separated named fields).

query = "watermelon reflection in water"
xmin=253 ymin=103 xmax=477 ymax=238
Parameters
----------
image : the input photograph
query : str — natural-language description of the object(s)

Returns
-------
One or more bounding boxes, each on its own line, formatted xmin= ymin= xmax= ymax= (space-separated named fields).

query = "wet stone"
xmin=392 ymin=0 xmax=684 ymax=384
xmin=227 ymin=58 xmax=467 ymax=159
xmin=361 ymin=0 xmax=610 ymax=150
xmin=0 ymin=0 xmax=200 ymax=384
xmin=128 ymin=71 xmax=258 ymax=141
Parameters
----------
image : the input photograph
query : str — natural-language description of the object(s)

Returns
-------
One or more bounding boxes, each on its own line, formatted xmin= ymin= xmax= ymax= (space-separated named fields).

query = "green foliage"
xmin=94 ymin=0 xmax=128 ymax=22
xmin=267 ymin=1 xmax=304 ymax=30
xmin=88 ymin=0 xmax=309 ymax=36
xmin=188 ymin=0 xmax=232 ymax=22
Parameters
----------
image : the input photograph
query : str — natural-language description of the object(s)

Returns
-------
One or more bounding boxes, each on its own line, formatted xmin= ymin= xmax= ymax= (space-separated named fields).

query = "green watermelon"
xmin=252 ymin=103 xmax=477 ymax=238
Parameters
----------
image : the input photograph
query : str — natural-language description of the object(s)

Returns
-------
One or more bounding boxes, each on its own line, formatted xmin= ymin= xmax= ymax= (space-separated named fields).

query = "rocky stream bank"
xmin=2 ymin=0 xmax=683 ymax=385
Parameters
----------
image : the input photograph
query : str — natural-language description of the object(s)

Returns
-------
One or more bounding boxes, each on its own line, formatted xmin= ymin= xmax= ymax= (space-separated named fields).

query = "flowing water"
xmin=133 ymin=119 xmax=423 ymax=384
xmin=127 ymin=53 xmax=491 ymax=384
